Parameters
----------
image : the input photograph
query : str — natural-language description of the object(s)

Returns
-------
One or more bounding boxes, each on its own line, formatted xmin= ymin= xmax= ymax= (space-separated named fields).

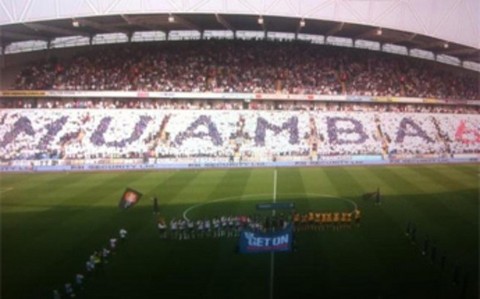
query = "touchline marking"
xmin=182 ymin=192 xmax=358 ymax=221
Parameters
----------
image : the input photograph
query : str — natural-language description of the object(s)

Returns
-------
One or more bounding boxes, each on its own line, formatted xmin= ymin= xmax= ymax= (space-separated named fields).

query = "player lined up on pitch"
xmin=52 ymin=228 xmax=127 ymax=299
xmin=157 ymin=215 xmax=273 ymax=240
xmin=293 ymin=209 xmax=361 ymax=231
xmin=156 ymin=209 xmax=361 ymax=240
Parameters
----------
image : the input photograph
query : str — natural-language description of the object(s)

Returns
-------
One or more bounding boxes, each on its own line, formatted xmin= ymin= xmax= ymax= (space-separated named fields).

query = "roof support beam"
xmin=295 ymin=19 xmax=305 ymax=36
xmin=172 ymin=15 xmax=201 ymax=32
xmin=355 ymin=28 xmax=380 ymax=40
xmin=120 ymin=14 xmax=132 ymax=25
xmin=387 ymin=33 xmax=417 ymax=45
xmin=461 ymin=53 xmax=480 ymax=62
xmin=23 ymin=22 xmax=87 ymax=37
xmin=0 ymin=29 xmax=48 ymax=41
xmin=437 ymin=48 xmax=477 ymax=56
xmin=326 ymin=22 xmax=344 ymax=37
xmin=120 ymin=14 xmax=166 ymax=31
xmin=76 ymin=18 xmax=129 ymax=35
xmin=415 ymin=41 xmax=447 ymax=50
xmin=215 ymin=14 xmax=235 ymax=31
xmin=258 ymin=16 xmax=266 ymax=33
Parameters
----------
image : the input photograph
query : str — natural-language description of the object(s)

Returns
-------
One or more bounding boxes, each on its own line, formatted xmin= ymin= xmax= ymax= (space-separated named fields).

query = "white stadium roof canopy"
xmin=0 ymin=0 xmax=478 ymax=63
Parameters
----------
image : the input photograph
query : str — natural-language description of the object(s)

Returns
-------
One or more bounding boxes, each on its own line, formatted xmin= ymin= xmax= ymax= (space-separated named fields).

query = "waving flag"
xmin=118 ymin=188 xmax=142 ymax=209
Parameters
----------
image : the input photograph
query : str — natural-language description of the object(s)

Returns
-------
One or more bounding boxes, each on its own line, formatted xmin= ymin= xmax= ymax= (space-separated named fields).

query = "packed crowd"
xmin=380 ymin=114 xmax=446 ymax=155
xmin=315 ymin=112 xmax=382 ymax=156
xmin=11 ymin=40 xmax=479 ymax=100
xmin=240 ymin=111 xmax=310 ymax=160
xmin=0 ymin=109 xmax=478 ymax=163
xmin=0 ymin=98 xmax=245 ymax=110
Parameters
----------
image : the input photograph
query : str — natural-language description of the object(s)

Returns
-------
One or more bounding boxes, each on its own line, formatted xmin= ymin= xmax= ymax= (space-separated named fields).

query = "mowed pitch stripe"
xmin=156 ymin=170 xmax=232 ymax=219
xmin=197 ymin=169 xmax=253 ymax=222
xmin=1 ymin=172 xmax=68 ymax=195
xmin=3 ymin=171 xmax=137 ymax=208
xmin=1 ymin=172 xmax=133 ymax=298
xmin=398 ymin=166 xmax=477 ymax=221
xmin=364 ymin=166 xmax=439 ymax=231
xmin=2 ymin=170 xmax=153 ymax=278
xmin=1 ymin=172 xmax=131 ymax=231
xmin=277 ymin=168 xmax=308 ymax=212
xmin=201 ymin=169 xmax=252 ymax=200
xmin=405 ymin=166 xmax=478 ymax=220
xmin=152 ymin=169 xmax=204 ymax=207
xmin=203 ymin=169 xmax=256 ymax=295
xmin=5 ymin=172 xmax=151 ymax=245
xmin=0 ymin=172 xmax=85 ymax=205
xmin=2 ymin=171 xmax=160 ymax=299
xmin=243 ymin=168 xmax=277 ymax=196
xmin=117 ymin=170 xmax=178 ymax=208
xmin=396 ymin=166 xmax=479 ymax=281
xmin=1 ymin=166 xmax=477 ymax=299
xmin=297 ymin=167 xmax=327 ymax=194
xmin=118 ymin=170 xmax=208 ymax=259
xmin=203 ymin=169 xmax=253 ymax=214
xmin=366 ymin=167 xmax=476 ymax=244
xmin=409 ymin=166 xmax=473 ymax=190
xmin=433 ymin=164 xmax=479 ymax=186
xmin=184 ymin=192 xmax=358 ymax=222
xmin=321 ymin=167 xmax=366 ymax=198
xmin=449 ymin=164 xmax=479 ymax=177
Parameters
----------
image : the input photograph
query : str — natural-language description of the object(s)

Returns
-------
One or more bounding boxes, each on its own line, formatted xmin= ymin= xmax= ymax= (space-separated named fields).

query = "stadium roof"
xmin=0 ymin=0 xmax=478 ymax=63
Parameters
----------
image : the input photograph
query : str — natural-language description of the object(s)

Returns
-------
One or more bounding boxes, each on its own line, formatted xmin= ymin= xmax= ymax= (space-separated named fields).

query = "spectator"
xmin=10 ymin=40 xmax=479 ymax=101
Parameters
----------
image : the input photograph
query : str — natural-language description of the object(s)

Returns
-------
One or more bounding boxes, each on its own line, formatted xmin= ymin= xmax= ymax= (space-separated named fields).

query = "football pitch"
xmin=1 ymin=164 xmax=478 ymax=299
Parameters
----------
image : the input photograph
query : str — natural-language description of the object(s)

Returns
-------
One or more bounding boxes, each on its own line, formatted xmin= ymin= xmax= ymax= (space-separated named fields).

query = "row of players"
xmin=156 ymin=210 xmax=361 ymax=239
xmin=157 ymin=215 xmax=278 ymax=239
xmin=53 ymin=229 xmax=128 ymax=299
xmin=293 ymin=210 xmax=361 ymax=229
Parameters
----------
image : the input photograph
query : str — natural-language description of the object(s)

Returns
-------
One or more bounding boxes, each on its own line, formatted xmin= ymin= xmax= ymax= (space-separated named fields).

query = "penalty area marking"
xmin=182 ymin=191 xmax=358 ymax=221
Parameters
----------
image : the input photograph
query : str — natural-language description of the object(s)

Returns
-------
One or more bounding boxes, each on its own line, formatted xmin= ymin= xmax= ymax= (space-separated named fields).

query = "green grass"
xmin=1 ymin=165 xmax=478 ymax=299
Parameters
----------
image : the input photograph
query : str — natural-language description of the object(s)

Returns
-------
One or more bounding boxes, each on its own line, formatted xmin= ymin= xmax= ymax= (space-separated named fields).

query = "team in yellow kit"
xmin=292 ymin=209 xmax=361 ymax=231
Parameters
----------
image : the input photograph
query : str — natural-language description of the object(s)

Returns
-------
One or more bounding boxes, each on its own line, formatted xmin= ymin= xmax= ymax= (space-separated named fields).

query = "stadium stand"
xmin=9 ymin=41 xmax=479 ymax=101
xmin=1 ymin=106 xmax=478 ymax=165
xmin=2 ymin=38 xmax=479 ymax=168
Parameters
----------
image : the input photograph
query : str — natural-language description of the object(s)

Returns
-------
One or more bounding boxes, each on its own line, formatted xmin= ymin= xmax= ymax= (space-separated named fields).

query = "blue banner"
xmin=238 ymin=226 xmax=293 ymax=254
